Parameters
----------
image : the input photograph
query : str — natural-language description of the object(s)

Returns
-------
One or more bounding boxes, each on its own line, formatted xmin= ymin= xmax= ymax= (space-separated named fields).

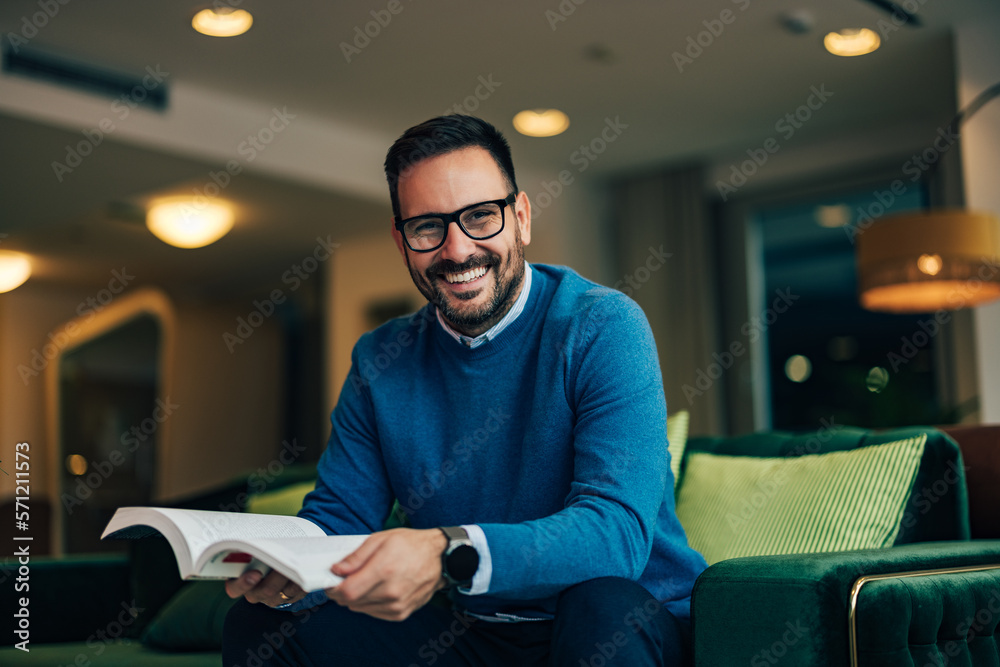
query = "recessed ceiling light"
xmin=512 ymin=109 xmax=570 ymax=138
xmin=824 ymin=28 xmax=880 ymax=57
xmin=0 ymin=250 xmax=31 ymax=293
xmin=146 ymin=198 xmax=234 ymax=248
xmin=192 ymin=8 xmax=253 ymax=37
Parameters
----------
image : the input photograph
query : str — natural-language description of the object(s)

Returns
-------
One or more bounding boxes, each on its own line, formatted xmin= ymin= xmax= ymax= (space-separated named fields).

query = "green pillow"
xmin=246 ymin=480 xmax=315 ymax=515
xmin=675 ymin=435 xmax=926 ymax=565
xmin=666 ymin=410 xmax=690 ymax=488
xmin=142 ymin=581 xmax=237 ymax=651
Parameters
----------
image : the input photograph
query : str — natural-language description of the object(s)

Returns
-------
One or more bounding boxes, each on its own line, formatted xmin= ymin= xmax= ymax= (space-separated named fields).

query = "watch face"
xmin=447 ymin=544 xmax=480 ymax=582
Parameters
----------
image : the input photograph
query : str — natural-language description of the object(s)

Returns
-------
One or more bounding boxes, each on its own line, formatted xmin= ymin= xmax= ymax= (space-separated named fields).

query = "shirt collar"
xmin=436 ymin=261 xmax=532 ymax=349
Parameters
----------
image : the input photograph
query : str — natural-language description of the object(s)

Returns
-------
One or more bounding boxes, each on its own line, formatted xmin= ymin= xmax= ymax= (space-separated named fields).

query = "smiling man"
xmin=223 ymin=115 xmax=706 ymax=666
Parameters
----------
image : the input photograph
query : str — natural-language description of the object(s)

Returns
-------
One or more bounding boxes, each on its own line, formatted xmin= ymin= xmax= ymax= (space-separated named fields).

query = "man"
xmin=224 ymin=115 xmax=706 ymax=666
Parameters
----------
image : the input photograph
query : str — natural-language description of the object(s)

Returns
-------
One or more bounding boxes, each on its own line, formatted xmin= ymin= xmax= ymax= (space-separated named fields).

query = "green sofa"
xmin=2 ymin=425 xmax=997 ymax=666
xmin=683 ymin=425 xmax=1000 ymax=666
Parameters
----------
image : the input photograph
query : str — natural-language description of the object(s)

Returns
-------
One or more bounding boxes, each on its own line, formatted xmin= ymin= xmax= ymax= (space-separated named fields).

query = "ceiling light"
xmin=856 ymin=210 xmax=1000 ymax=313
xmin=512 ymin=109 xmax=570 ymax=138
xmin=146 ymin=198 xmax=235 ymax=249
xmin=0 ymin=251 xmax=31 ymax=293
xmin=192 ymin=8 xmax=253 ymax=37
xmin=824 ymin=28 xmax=880 ymax=57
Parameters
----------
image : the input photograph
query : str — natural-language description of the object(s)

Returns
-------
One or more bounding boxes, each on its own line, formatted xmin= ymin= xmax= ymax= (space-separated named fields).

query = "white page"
xmin=200 ymin=534 xmax=370 ymax=590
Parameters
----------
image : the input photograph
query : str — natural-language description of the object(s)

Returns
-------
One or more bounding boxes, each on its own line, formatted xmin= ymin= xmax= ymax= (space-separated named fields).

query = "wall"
xmin=955 ymin=15 xmax=1000 ymax=423
xmin=0 ymin=281 xmax=286 ymax=552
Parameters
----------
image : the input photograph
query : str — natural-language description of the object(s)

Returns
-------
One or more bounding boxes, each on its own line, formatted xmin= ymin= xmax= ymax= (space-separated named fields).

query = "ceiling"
xmin=0 ymin=0 xmax=992 ymax=296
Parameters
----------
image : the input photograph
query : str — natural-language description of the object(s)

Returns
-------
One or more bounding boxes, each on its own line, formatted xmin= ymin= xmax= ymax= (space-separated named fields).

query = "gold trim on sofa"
xmin=848 ymin=564 xmax=1000 ymax=667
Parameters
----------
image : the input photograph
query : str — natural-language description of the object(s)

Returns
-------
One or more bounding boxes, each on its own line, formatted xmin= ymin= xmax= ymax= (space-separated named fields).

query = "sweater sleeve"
xmin=297 ymin=337 xmax=395 ymax=536
xmin=476 ymin=294 xmax=669 ymax=600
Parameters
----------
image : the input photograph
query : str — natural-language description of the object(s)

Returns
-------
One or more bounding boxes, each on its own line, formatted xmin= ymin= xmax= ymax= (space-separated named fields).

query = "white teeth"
xmin=444 ymin=266 xmax=487 ymax=284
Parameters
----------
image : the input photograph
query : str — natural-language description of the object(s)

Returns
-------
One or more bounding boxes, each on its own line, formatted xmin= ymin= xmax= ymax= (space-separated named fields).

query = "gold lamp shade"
xmin=856 ymin=210 xmax=1000 ymax=313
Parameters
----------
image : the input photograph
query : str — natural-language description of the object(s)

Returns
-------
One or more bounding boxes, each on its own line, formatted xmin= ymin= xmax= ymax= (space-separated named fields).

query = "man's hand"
xmin=225 ymin=569 xmax=307 ymax=607
xmin=326 ymin=528 xmax=448 ymax=621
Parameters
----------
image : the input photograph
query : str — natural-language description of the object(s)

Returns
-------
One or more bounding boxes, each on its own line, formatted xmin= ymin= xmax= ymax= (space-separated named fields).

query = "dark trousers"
xmin=223 ymin=577 xmax=691 ymax=666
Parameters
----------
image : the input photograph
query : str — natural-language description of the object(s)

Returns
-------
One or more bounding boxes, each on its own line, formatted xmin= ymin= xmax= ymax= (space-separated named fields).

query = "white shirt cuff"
xmin=459 ymin=524 xmax=492 ymax=595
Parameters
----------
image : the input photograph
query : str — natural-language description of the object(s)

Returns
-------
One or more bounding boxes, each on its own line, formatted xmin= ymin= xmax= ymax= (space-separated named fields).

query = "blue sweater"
xmin=298 ymin=264 xmax=706 ymax=620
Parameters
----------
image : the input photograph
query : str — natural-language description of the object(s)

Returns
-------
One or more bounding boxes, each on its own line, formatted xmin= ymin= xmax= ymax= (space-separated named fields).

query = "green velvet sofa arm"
xmin=0 ymin=554 xmax=132 ymax=646
xmin=691 ymin=540 xmax=1000 ymax=667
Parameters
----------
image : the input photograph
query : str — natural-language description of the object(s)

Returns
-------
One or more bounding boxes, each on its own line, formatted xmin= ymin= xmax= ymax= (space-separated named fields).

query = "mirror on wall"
xmin=58 ymin=314 xmax=161 ymax=554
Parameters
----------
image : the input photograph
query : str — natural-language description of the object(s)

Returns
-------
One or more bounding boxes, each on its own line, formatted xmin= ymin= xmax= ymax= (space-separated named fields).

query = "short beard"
xmin=406 ymin=227 xmax=525 ymax=336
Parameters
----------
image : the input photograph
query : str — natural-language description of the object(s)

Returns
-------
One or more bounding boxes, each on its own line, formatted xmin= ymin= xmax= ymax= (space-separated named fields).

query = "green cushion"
xmin=684 ymin=425 xmax=969 ymax=544
xmin=676 ymin=435 xmax=926 ymax=565
xmin=141 ymin=581 xmax=237 ymax=651
xmin=246 ymin=480 xmax=315 ymax=515
xmin=666 ymin=410 xmax=690 ymax=489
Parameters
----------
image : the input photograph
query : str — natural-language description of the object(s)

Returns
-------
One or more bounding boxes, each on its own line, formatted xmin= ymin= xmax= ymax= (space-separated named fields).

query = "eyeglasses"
xmin=394 ymin=193 xmax=517 ymax=252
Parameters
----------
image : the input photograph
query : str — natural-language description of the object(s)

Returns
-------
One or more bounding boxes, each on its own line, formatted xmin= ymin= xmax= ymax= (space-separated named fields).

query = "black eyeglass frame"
xmin=394 ymin=193 xmax=517 ymax=253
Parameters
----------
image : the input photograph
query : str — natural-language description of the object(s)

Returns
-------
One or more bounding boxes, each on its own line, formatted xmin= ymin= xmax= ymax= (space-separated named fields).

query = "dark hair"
xmin=384 ymin=115 xmax=518 ymax=220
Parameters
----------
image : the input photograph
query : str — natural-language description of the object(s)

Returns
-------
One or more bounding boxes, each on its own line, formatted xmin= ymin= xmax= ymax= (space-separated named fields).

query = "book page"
xmin=102 ymin=507 xmax=326 ymax=575
xmin=200 ymin=534 xmax=370 ymax=590
xmin=175 ymin=509 xmax=326 ymax=561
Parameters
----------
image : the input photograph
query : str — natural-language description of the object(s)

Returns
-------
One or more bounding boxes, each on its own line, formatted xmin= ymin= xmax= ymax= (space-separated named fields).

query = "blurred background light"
xmin=0 ymin=250 xmax=32 ymax=293
xmin=824 ymin=28 xmax=881 ymax=57
xmin=147 ymin=198 xmax=235 ymax=249
xmin=512 ymin=109 xmax=570 ymax=137
xmin=192 ymin=8 xmax=253 ymax=37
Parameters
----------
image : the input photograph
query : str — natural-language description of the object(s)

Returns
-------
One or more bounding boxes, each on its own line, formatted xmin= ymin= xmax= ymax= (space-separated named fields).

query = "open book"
xmin=101 ymin=507 xmax=369 ymax=591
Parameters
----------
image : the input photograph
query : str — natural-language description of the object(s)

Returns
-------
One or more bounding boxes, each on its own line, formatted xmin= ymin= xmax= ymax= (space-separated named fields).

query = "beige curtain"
xmin=612 ymin=165 xmax=725 ymax=435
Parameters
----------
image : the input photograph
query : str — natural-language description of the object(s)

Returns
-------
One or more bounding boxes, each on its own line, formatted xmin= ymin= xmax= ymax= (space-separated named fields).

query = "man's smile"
xmin=442 ymin=265 xmax=489 ymax=287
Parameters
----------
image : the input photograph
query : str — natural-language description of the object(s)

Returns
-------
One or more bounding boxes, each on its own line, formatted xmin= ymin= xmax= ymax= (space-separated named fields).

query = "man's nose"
xmin=438 ymin=220 xmax=478 ymax=261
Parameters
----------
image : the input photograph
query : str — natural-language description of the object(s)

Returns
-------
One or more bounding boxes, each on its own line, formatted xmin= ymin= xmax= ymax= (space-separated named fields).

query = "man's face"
xmin=391 ymin=147 xmax=531 ymax=337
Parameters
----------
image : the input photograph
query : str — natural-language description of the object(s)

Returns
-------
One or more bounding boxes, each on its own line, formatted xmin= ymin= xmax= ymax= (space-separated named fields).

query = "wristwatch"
xmin=438 ymin=526 xmax=479 ymax=587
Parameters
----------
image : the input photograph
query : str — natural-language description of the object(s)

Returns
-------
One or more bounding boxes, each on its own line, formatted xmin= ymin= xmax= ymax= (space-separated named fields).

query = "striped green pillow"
xmin=675 ymin=435 xmax=926 ymax=565
xmin=667 ymin=410 xmax=690 ymax=489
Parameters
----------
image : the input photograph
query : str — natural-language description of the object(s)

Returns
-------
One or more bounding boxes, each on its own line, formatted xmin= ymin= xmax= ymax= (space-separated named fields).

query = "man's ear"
xmin=390 ymin=219 xmax=407 ymax=260
xmin=515 ymin=191 xmax=531 ymax=247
